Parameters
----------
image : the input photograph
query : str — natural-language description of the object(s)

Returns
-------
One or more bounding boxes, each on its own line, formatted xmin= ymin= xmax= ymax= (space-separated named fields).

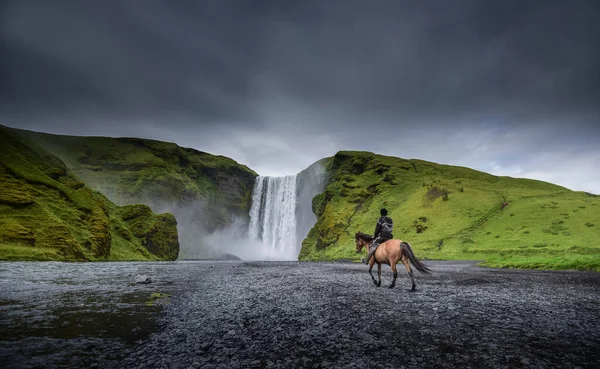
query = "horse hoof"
xmin=372 ymin=280 xmax=378 ymax=286
xmin=388 ymin=285 xmax=395 ymax=289
xmin=376 ymin=282 xmax=381 ymax=287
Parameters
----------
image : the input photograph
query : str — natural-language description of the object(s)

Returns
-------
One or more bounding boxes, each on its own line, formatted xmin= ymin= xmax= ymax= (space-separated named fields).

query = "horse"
xmin=355 ymin=232 xmax=431 ymax=291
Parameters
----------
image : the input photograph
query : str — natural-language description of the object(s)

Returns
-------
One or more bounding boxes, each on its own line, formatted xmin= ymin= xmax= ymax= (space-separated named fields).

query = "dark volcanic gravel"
xmin=1 ymin=260 xmax=599 ymax=369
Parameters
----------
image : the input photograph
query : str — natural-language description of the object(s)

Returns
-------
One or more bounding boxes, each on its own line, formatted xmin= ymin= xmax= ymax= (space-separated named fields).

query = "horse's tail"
xmin=400 ymin=242 xmax=431 ymax=274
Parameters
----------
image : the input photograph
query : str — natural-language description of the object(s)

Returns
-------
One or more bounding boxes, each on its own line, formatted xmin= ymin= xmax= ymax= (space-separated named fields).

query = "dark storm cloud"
xmin=3 ymin=0 xmax=599 ymax=122
xmin=1 ymin=0 xmax=599 ymax=191
xmin=1 ymin=1 xmax=267 ymax=122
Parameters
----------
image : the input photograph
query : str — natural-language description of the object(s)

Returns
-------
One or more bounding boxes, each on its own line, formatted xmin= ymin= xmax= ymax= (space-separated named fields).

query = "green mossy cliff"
xmin=299 ymin=151 xmax=600 ymax=271
xmin=12 ymin=128 xmax=257 ymax=259
xmin=4 ymin=123 xmax=598 ymax=270
xmin=0 ymin=126 xmax=179 ymax=261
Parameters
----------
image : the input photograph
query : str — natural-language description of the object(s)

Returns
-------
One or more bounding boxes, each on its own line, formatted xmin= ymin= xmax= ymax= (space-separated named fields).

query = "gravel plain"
xmin=1 ymin=260 xmax=599 ymax=369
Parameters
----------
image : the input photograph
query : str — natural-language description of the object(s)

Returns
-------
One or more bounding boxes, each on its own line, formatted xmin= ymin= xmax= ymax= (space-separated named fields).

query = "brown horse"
xmin=355 ymin=232 xmax=431 ymax=290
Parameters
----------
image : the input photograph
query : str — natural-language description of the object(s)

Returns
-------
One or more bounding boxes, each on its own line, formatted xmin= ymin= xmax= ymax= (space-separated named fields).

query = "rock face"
xmin=298 ymin=151 xmax=600 ymax=270
xmin=295 ymin=158 xmax=329 ymax=252
xmin=0 ymin=126 xmax=179 ymax=261
xmin=15 ymin=128 xmax=257 ymax=260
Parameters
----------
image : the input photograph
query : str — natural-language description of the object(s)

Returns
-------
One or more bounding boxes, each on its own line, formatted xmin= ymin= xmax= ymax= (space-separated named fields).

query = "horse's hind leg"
xmin=402 ymin=256 xmax=416 ymax=291
xmin=376 ymin=263 xmax=382 ymax=287
xmin=389 ymin=261 xmax=398 ymax=289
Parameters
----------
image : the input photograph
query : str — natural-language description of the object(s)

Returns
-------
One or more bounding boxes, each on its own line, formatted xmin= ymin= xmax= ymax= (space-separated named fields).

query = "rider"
xmin=362 ymin=208 xmax=394 ymax=265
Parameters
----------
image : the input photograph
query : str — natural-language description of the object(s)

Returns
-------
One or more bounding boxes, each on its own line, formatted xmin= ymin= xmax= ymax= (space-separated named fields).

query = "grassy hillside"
xmin=299 ymin=151 xmax=600 ymax=271
xmin=10 ymin=127 xmax=258 ymax=259
xmin=0 ymin=126 xmax=179 ymax=261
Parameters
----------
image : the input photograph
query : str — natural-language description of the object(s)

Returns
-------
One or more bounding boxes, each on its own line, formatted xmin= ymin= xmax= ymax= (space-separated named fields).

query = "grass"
xmin=299 ymin=151 xmax=600 ymax=271
xmin=481 ymin=254 xmax=600 ymax=272
xmin=0 ymin=126 xmax=179 ymax=262
xmin=145 ymin=292 xmax=171 ymax=306
xmin=0 ymin=244 xmax=64 ymax=261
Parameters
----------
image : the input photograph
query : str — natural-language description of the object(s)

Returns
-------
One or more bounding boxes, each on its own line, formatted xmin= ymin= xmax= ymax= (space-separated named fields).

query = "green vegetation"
xmin=299 ymin=151 xmax=600 ymax=271
xmin=145 ymin=292 xmax=171 ymax=306
xmin=10 ymin=127 xmax=257 ymax=258
xmin=3 ymin=123 xmax=598 ymax=271
xmin=20 ymin=129 xmax=257 ymax=225
xmin=0 ymin=126 xmax=179 ymax=261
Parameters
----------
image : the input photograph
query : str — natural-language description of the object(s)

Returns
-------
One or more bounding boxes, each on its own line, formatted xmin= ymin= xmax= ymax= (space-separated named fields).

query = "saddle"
xmin=369 ymin=236 xmax=393 ymax=252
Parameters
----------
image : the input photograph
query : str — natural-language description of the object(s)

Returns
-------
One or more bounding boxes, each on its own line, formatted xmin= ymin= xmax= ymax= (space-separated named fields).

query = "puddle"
xmin=1 ymin=291 xmax=166 ymax=345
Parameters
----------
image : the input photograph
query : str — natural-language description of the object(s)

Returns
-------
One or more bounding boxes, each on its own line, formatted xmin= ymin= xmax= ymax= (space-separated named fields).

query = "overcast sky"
xmin=2 ymin=0 xmax=599 ymax=193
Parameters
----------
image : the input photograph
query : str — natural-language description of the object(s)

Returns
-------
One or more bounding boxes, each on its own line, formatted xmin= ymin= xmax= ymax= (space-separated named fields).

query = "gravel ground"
xmin=1 ymin=260 xmax=599 ymax=369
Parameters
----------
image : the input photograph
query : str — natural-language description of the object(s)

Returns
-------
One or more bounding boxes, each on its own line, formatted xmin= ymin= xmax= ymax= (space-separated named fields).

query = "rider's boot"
xmin=362 ymin=250 xmax=375 ymax=265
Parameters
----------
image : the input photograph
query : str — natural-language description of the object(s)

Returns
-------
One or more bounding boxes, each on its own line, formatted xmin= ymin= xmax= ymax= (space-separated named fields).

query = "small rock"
xmin=521 ymin=358 xmax=530 ymax=366
xmin=250 ymin=360 xmax=261 ymax=366
xmin=200 ymin=342 xmax=212 ymax=350
xmin=135 ymin=275 xmax=152 ymax=284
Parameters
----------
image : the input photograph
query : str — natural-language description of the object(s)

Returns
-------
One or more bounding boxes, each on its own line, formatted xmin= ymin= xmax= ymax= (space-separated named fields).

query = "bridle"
xmin=355 ymin=236 xmax=370 ymax=253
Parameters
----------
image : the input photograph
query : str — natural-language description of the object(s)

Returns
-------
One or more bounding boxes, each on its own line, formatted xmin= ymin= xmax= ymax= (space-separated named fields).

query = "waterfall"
xmin=248 ymin=175 xmax=298 ymax=260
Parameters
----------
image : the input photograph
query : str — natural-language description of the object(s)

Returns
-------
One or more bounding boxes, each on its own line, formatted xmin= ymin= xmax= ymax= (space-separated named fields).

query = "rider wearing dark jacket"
xmin=362 ymin=208 xmax=394 ymax=265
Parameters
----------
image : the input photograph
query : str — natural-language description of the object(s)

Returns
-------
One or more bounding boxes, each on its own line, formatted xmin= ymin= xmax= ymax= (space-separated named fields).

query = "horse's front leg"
xmin=368 ymin=260 xmax=377 ymax=286
xmin=376 ymin=263 xmax=382 ymax=287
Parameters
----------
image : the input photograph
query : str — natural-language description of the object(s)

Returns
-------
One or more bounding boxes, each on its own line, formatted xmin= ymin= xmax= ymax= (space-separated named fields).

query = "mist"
xmin=200 ymin=216 xmax=297 ymax=261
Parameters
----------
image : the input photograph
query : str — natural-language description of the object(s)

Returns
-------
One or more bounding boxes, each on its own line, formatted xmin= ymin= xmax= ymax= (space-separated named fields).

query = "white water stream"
xmin=248 ymin=175 xmax=298 ymax=260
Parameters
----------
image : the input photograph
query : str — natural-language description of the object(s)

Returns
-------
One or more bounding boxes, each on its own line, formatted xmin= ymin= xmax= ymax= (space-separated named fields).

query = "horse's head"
xmin=355 ymin=232 xmax=373 ymax=253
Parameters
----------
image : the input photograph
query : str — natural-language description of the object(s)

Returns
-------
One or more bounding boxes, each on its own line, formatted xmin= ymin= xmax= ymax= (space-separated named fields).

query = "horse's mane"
xmin=355 ymin=232 xmax=374 ymax=241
